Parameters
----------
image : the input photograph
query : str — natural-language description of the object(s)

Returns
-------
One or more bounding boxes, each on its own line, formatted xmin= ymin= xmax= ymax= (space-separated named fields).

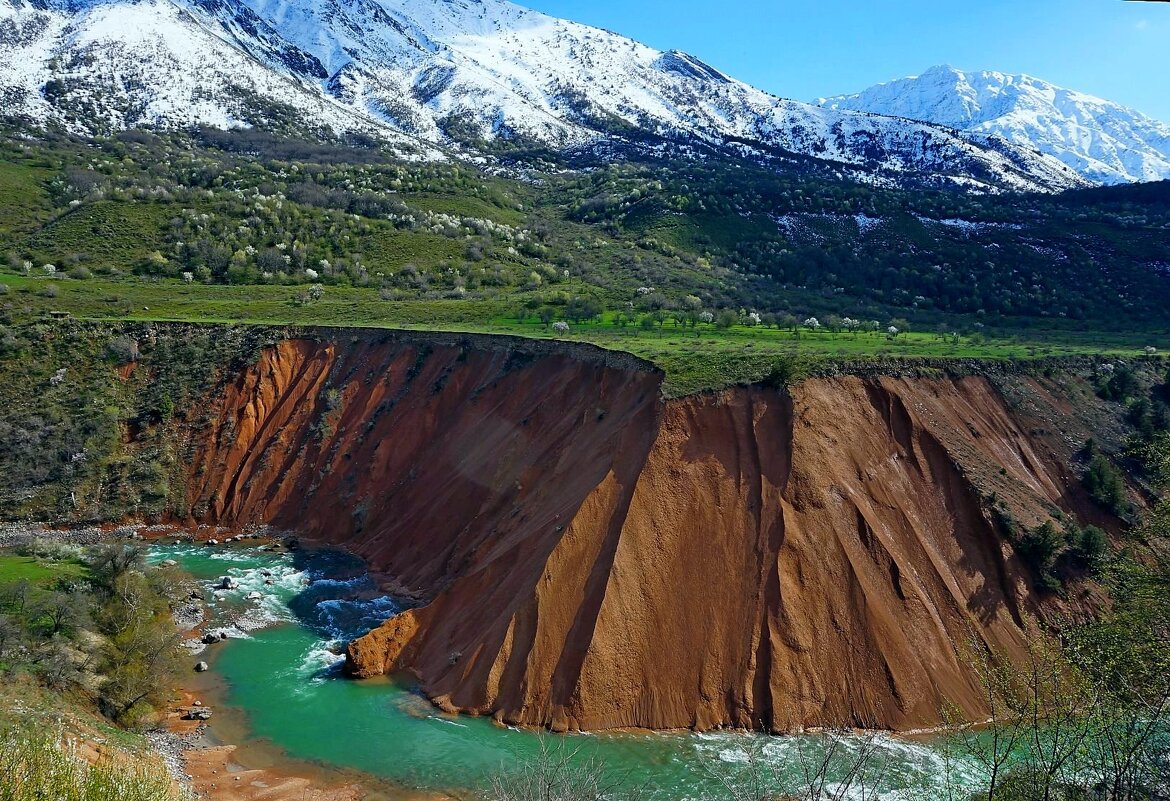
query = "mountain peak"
xmin=819 ymin=67 xmax=1170 ymax=184
xmin=0 ymin=0 xmax=1106 ymax=191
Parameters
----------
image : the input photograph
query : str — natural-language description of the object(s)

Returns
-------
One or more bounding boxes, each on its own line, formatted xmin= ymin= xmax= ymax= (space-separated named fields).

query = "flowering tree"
xmin=552 ymin=321 xmax=570 ymax=335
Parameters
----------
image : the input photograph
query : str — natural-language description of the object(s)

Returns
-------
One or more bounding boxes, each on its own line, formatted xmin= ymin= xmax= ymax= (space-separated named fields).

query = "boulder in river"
xmin=218 ymin=576 xmax=238 ymax=590
xmin=160 ymin=559 xmax=178 ymax=567
xmin=246 ymin=591 xmax=263 ymax=601
xmin=194 ymin=661 xmax=209 ymax=672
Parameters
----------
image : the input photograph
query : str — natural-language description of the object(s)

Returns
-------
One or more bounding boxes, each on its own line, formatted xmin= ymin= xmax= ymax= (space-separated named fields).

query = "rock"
xmin=189 ymin=590 xmax=203 ymax=600
xmin=264 ymin=579 xmax=276 ymax=586
xmin=161 ymin=559 xmax=178 ymax=567
xmin=207 ymin=539 xmax=219 ymax=546
xmin=194 ymin=661 xmax=209 ymax=672
xmin=201 ymin=631 xmax=224 ymax=644
xmin=246 ymin=591 xmax=262 ymax=601
xmin=182 ymin=707 xmax=212 ymax=720
xmin=259 ymin=569 xmax=272 ymax=578
xmin=218 ymin=576 xmax=238 ymax=590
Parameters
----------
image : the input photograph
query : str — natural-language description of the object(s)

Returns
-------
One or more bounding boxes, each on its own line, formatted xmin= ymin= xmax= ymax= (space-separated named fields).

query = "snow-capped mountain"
xmin=0 ymin=0 xmax=1087 ymax=192
xmin=819 ymin=65 xmax=1170 ymax=185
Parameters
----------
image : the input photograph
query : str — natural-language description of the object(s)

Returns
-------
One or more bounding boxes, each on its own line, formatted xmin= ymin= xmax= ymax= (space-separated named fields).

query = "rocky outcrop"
xmin=183 ymin=333 xmax=1119 ymax=733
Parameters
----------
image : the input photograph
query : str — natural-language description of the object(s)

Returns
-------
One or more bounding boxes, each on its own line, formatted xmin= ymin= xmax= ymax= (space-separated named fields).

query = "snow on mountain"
xmin=819 ymin=65 xmax=1170 ymax=185
xmin=0 ymin=0 xmax=1087 ymax=191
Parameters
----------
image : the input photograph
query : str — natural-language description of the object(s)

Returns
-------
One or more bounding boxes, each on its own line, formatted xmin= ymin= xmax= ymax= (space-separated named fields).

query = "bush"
xmin=1016 ymin=522 xmax=1064 ymax=591
xmin=1098 ymin=366 xmax=1139 ymax=402
xmin=106 ymin=335 xmax=140 ymax=364
xmin=1083 ymin=454 xmax=1128 ymax=516
xmin=16 ymin=538 xmax=82 ymax=562
xmin=1067 ymin=523 xmax=1109 ymax=574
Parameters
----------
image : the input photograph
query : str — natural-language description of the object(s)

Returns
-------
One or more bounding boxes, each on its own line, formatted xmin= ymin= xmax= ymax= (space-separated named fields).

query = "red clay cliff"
xmin=182 ymin=333 xmax=1117 ymax=733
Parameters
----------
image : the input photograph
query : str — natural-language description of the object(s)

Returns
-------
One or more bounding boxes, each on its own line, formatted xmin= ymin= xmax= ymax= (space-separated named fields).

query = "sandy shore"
xmin=160 ymin=690 xmax=370 ymax=801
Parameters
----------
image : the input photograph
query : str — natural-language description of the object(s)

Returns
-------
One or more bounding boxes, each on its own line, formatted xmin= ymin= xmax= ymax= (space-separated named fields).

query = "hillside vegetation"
xmin=1 ymin=128 xmax=1169 ymax=394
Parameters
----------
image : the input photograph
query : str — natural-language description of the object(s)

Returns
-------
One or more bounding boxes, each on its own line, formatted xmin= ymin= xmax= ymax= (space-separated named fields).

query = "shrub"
xmin=1068 ymin=523 xmax=1109 ymax=574
xmin=1098 ymin=365 xmax=1139 ymax=402
xmin=1016 ymin=522 xmax=1064 ymax=590
xmin=106 ymin=335 xmax=140 ymax=364
xmin=1083 ymin=454 xmax=1128 ymax=516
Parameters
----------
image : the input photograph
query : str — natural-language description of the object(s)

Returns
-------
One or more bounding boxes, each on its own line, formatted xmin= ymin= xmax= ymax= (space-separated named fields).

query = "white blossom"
xmin=552 ymin=321 xmax=570 ymax=335
xmin=304 ymin=268 xmax=319 ymax=280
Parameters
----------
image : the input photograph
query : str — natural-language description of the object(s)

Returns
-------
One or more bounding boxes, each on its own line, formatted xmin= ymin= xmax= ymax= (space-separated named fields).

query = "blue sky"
xmin=522 ymin=0 xmax=1170 ymax=122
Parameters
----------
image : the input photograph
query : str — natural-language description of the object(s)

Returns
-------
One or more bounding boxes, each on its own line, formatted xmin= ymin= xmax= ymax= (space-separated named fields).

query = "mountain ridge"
xmin=819 ymin=65 xmax=1170 ymax=185
xmin=0 ymin=0 xmax=1091 ymax=192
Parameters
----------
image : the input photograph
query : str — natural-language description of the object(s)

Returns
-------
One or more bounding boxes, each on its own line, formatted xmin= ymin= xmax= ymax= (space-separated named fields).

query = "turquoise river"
xmin=148 ymin=541 xmax=986 ymax=800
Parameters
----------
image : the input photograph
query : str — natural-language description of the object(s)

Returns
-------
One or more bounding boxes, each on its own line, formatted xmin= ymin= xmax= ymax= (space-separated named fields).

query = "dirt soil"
xmin=180 ymin=336 xmax=1130 ymax=733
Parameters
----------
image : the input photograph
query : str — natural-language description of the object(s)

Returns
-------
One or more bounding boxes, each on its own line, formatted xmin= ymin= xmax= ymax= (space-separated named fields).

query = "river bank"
xmin=2 ymin=522 xmax=990 ymax=799
xmin=148 ymin=530 xmax=417 ymax=801
xmin=159 ymin=687 xmax=375 ymax=801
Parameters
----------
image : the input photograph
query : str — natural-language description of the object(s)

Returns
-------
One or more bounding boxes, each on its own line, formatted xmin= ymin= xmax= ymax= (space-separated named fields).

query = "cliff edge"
xmin=182 ymin=333 xmax=1121 ymax=732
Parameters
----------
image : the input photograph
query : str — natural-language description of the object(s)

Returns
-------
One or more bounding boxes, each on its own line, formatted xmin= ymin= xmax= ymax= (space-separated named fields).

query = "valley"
xmin=1 ymin=0 xmax=1169 ymax=798
xmin=1 ymin=320 xmax=1168 ymax=799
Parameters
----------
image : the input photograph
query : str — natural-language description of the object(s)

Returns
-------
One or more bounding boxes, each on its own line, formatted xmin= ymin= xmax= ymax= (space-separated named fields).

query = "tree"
xmin=29 ymin=591 xmax=88 ymax=637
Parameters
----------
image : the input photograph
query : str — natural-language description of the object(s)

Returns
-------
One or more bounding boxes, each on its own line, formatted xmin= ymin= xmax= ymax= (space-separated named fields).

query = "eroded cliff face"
xmin=185 ymin=334 xmax=1112 ymax=733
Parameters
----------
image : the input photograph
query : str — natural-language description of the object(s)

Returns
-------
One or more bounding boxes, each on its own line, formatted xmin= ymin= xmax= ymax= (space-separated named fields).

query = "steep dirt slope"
xmin=184 ymin=334 xmax=1114 ymax=733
